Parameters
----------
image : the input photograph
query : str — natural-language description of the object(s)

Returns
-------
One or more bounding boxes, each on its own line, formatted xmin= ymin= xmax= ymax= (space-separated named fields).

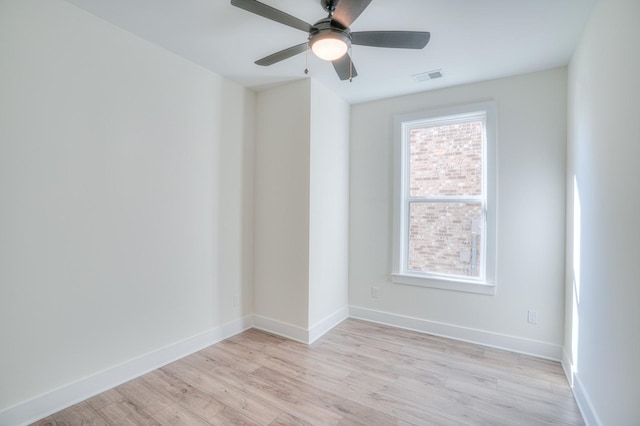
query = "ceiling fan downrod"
xmin=320 ymin=0 xmax=338 ymax=16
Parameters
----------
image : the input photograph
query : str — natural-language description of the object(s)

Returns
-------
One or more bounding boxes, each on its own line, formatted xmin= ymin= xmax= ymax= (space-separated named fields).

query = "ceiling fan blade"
xmin=231 ymin=0 xmax=313 ymax=33
xmin=352 ymin=31 xmax=431 ymax=49
xmin=332 ymin=0 xmax=372 ymax=28
xmin=255 ymin=43 xmax=308 ymax=66
xmin=332 ymin=54 xmax=358 ymax=81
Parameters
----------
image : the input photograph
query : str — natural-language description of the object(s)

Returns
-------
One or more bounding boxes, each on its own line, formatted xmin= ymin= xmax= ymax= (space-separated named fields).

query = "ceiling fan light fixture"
xmin=231 ymin=0 xmax=431 ymax=81
xmin=310 ymin=31 xmax=350 ymax=61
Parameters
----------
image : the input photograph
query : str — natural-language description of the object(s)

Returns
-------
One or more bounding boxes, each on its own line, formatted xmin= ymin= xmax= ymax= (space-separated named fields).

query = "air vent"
xmin=412 ymin=69 xmax=443 ymax=82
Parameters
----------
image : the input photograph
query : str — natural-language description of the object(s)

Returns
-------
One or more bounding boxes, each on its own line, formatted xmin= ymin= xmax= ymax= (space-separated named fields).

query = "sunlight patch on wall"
xmin=571 ymin=175 xmax=582 ymax=372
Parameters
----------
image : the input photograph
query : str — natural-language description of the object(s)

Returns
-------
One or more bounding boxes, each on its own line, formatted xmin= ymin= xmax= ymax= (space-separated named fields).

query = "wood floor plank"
xmin=150 ymin=402 xmax=211 ymax=426
xmin=162 ymin=360 xmax=281 ymax=425
xmin=291 ymin=367 xmax=458 ymax=425
xmin=115 ymin=379 xmax=175 ymax=416
xmin=141 ymin=368 xmax=224 ymax=421
xmin=86 ymin=388 xmax=126 ymax=411
xmin=30 ymin=416 xmax=57 ymax=426
xmin=47 ymin=401 xmax=109 ymax=426
xmin=191 ymin=345 xmax=262 ymax=374
xmin=208 ymin=365 xmax=344 ymax=426
xmin=208 ymin=406 xmax=263 ymax=426
xmin=267 ymin=411 xmax=314 ymax=426
xmin=250 ymin=366 xmax=398 ymax=426
xmin=216 ymin=340 xmax=304 ymax=379
xmin=97 ymin=400 xmax=159 ymax=426
xmin=31 ymin=319 xmax=584 ymax=426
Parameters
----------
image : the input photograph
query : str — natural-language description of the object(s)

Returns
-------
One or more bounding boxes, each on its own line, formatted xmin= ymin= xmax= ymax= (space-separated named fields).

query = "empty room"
xmin=1 ymin=0 xmax=638 ymax=425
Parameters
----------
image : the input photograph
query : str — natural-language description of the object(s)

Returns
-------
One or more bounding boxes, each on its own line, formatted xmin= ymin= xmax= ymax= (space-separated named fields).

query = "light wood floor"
xmin=33 ymin=319 xmax=583 ymax=425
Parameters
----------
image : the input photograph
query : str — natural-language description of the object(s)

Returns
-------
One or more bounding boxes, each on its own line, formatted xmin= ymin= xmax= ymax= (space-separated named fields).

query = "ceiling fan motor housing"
xmin=309 ymin=18 xmax=352 ymax=49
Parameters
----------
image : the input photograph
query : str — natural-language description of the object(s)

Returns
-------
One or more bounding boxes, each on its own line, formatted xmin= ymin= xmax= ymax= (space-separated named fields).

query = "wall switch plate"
xmin=371 ymin=287 xmax=379 ymax=298
xmin=528 ymin=310 xmax=538 ymax=324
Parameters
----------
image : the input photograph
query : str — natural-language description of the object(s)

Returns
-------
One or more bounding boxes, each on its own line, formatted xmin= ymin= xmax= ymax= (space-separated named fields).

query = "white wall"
xmin=564 ymin=0 xmax=640 ymax=424
xmin=219 ymin=82 xmax=256 ymax=324
xmin=254 ymin=80 xmax=311 ymax=331
xmin=308 ymin=80 xmax=350 ymax=330
xmin=0 ymin=0 xmax=255 ymax=415
xmin=254 ymin=79 xmax=350 ymax=340
xmin=350 ymin=68 xmax=567 ymax=356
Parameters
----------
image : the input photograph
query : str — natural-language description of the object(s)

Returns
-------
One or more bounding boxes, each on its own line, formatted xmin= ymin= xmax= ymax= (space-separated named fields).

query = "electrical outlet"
xmin=371 ymin=287 xmax=379 ymax=298
xmin=527 ymin=310 xmax=538 ymax=324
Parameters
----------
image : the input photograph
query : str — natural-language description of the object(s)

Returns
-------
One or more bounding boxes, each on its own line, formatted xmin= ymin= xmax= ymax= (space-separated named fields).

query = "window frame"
xmin=391 ymin=101 xmax=497 ymax=295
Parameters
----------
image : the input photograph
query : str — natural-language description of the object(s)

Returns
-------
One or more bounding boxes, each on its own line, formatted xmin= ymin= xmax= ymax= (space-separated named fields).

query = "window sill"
xmin=391 ymin=273 xmax=496 ymax=295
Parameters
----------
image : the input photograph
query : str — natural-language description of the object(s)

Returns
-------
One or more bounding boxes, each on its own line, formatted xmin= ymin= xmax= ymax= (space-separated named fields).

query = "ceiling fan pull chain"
xmin=304 ymin=46 xmax=309 ymax=74
xmin=350 ymin=46 xmax=354 ymax=82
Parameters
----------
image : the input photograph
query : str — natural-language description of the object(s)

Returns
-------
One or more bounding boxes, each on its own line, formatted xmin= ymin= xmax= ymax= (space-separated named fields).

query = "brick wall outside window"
xmin=408 ymin=121 xmax=483 ymax=277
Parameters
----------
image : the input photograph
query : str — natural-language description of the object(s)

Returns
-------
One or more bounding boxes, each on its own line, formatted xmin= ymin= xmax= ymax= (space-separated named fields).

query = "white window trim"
xmin=392 ymin=101 xmax=497 ymax=295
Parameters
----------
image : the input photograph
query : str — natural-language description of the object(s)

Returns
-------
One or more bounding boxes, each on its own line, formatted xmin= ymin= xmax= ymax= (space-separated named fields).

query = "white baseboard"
xmin=252 ymin=314 xmax=309 ymax=344
xmin=253 ymin=307 xmax=349 ymax=345
xmin=349 ymin=306 xmax=562 ymax=361
xmin=561 ymin=348 xmax=575 ymax=387
xmin=561 ymin=349 xmax=602 ymax=426
xmin=0 ymin=315 xmax=253 ymax=426
xmin=309 ymin=307 xmax=349 ymax=344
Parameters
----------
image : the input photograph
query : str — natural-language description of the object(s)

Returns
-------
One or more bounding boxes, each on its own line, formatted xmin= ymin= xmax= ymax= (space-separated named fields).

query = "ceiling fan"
xmin=230 ymin=0 xmax=431 ymax=81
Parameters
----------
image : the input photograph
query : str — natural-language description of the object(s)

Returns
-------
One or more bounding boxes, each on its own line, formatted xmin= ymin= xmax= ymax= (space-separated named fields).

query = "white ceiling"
xmin=64 ymin=0 xmax=596 ymax=104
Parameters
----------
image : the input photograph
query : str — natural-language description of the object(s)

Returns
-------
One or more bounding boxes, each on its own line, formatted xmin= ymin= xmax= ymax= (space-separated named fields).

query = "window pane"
xmin=409 ymin=121 xmax=483 ymax=197
xmin=409 ymin=202 xmax=483 ymax=277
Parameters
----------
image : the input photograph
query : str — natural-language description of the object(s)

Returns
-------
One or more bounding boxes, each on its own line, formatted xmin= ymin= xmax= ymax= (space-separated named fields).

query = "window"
xmin=392 ymin=102 xmax=497 ymax=295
